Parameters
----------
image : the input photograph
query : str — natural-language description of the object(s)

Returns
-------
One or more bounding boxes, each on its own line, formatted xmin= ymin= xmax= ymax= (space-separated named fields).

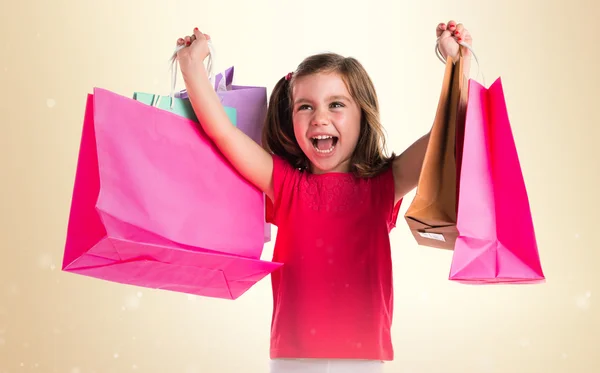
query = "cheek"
xmin=292 ymin=117 xmax=309 ymax=144
xmin=335 ymin=112 xmax=361 ymax=141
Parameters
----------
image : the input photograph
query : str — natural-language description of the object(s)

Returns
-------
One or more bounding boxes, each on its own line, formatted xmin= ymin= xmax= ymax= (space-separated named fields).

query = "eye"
xmin=330 ymin=101 xmax=345 ymax=109
xmin=297 ymin=104 xmax=312 ymax=111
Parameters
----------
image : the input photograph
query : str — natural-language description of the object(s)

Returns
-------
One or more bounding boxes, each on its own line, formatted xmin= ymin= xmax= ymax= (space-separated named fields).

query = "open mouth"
xmin=311 ymin=135 xmax=339 ymax=154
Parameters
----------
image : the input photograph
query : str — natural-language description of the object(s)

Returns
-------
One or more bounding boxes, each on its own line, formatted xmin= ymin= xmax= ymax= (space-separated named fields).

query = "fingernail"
xmin=454 ymin=31 xmax=460 ymax=36
xmin=194 ymin=27 xmax=198 ymax=31
xmin=186 ymin=41 xmax=191 ymax=46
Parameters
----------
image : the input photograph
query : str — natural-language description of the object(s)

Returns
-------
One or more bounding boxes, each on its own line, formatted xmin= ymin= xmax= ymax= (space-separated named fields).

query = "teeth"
xmin=311 ymin=135 xmax=333 ymax=140
xmin=310 ymin=135 xmax=337 ymax=154
xmin=315 ymin=145 xmax=335 ymax=154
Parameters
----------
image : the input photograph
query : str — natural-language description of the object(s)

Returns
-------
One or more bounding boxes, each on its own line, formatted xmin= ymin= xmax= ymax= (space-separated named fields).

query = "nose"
xmin=310 ymin=107 xmax=330 ymax=127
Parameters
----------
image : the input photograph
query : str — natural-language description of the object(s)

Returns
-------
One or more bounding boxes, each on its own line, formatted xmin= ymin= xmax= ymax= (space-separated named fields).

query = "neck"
xmin=309 ymin=159 xmax=351 ymax=174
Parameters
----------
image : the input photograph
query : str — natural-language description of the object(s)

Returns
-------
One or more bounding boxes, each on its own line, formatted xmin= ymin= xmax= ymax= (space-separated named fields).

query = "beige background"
xmin=1 ymin=0 xmax=598 ymax=372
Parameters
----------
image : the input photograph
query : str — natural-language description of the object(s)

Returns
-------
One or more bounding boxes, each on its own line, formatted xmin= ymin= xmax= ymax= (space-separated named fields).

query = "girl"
xmin=175 ymin=20 xmax=472 ymax=373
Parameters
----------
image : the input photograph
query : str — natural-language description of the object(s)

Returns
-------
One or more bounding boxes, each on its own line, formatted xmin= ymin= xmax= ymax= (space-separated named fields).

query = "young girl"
xmin=175 ymin=20 xmax=472 ymax=373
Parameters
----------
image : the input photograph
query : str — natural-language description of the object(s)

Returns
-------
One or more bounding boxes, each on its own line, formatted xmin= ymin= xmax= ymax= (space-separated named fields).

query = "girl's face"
xmin=291 ymin=72 xmax=361 ymax=174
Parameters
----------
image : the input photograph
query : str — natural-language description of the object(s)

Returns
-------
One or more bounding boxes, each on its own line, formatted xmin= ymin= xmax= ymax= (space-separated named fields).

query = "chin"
xmin=299 ymin=140 xmax=351 ymax=174
xmin=307 ymin=154 xmax=350 ymax=174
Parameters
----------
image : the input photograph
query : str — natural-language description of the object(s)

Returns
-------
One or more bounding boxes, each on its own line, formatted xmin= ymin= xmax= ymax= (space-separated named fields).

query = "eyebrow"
xmin=293 ymin=95 xmax=352 ymax=105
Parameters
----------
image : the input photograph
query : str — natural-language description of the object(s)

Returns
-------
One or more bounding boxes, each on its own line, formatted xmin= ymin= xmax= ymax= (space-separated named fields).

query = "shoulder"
xmin=368 ymin=165 xmax=403 ymax=231
xmin=272 ymin=154 xmax=295 ymax=173
xmin=272 ymin=154 xmax=302 ymax=188
xmin=267 ymin=155 xmax=301 ymax=225
xmin=367 ymin=163 xmax=395 ymax=191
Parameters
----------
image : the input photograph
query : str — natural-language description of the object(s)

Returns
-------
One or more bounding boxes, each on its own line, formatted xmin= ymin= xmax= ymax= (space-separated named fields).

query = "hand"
xmin=175 ymin=28 xmax=212 ymax=79
xmin=436 ymin=20 xmax=473 ymax=61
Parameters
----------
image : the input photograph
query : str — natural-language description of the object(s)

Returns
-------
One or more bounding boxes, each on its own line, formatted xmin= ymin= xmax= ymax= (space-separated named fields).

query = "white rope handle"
xmin=435 ymin=39 xmax=485 ymax=86
xmin=153 ymin=38 xmax=215 ymax=109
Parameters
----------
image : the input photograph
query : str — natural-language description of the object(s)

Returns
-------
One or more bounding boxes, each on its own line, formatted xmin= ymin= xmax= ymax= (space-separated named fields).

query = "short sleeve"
xmin=265 ymin=155 xmax=298 ymax=226
xmin=377 ymin=166 xmax=402 ymax=231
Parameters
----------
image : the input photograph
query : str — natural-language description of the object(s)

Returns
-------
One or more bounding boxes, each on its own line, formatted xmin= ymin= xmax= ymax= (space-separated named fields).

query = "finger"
xmin=204 ymin=33 xmax=211 ymax=41
xmin=454 ymin=23 xmax=465 ymax=38
xmin=447 ymin=20 xmax=457 ymax=31
xmin=438 ymin=29 xmax=453 ymax=41
xmin=436 ymin=22 xmax=447 ymax=38
xmin=177 ymin=38 xmax=184 ymax=46
xmin=458 ymin=30 xmax=473 ymax=56
xmin=460 ymin=29 xmax=473 ymax=46
xmin=463 ymin=30 xmax=472 ymax=44
xmin=192 ymin=27 xmax=206 ymax=42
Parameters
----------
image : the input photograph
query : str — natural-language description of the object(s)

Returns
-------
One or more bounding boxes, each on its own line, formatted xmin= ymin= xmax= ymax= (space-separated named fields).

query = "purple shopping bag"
xmin=449 ymin=78 xmax=545 ymax=284
xmin=177 ymin=66 xmax=271 ymax=242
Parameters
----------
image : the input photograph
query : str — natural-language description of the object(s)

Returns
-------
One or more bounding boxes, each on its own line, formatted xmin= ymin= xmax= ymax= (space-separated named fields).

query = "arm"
xmin=391 ymin=131 xmax=430 ymax=205
xmin=392 ymin=29 xmax=473 ymax=204
xmin=391 ymin=52 xmax=469 ymax=204
xmin=180 ymin=31 xmax=274 ymax=200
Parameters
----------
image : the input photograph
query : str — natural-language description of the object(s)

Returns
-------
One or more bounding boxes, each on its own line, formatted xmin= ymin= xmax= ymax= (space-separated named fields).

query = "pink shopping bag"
xmin=177 ymin=66 xmax=272 ymax=243
xmin=449 ymin=78 xmax=545 ymax=284
xmin=62 ymin=88 xmax=282 ymax=299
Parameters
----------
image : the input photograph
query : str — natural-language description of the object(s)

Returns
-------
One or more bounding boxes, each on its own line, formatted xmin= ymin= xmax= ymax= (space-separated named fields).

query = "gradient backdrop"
xmin=1 ymin=0 xmax=598 ymax=372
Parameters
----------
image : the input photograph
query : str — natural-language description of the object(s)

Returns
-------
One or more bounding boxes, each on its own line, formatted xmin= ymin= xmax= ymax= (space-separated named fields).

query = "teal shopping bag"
xmin=133 ymin=92 xmax=237 ymax=125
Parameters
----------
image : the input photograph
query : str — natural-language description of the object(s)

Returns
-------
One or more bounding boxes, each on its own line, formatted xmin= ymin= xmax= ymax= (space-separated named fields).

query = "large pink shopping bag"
xmin=176 ymin=67 xmax=272 ymax=243
xmin=62 ymin=88 xmax=282 ymax=299
xmin=449 ymin=78 xmax=545 ymax=284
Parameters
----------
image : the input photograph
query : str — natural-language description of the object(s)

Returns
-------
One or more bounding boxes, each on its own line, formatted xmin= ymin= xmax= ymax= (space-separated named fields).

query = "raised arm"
xmin=177 ymin=29 xmax=275 ymax=200
xmin=392 ymin=20 xmax=473 ymax=205
xmin=391 ymin=132 xmax=430 ymax=205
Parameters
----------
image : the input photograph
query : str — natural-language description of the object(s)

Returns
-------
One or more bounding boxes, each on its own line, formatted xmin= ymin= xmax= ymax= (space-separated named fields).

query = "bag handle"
xmin=435 ymin=39 xmax=485 ymax=86
xmin=150 ymin=39 xmax=217 ymax=109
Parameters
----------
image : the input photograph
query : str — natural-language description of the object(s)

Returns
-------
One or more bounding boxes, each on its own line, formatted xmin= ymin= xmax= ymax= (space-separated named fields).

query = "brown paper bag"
xmin=404 ymin=53 xmax=468 ymax=250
